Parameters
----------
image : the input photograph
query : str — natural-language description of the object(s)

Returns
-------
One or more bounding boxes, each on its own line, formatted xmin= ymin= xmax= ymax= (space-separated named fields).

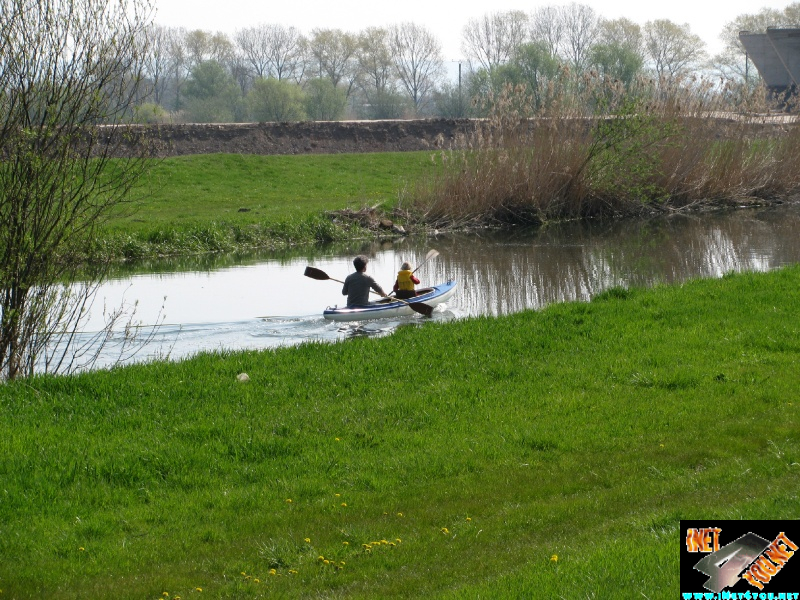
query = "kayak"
xmin=323 ymin=280 xmax=458 ymax=322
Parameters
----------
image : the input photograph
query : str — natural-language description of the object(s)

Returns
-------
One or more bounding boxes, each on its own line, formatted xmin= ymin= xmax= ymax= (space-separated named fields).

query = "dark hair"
xmin=353 ymin=255 xmax=368 ymax=271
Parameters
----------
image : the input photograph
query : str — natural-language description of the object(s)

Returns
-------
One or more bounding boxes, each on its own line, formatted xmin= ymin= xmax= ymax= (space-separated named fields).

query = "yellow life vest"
xmin=396 ymin=269 xmax=415 ymax=291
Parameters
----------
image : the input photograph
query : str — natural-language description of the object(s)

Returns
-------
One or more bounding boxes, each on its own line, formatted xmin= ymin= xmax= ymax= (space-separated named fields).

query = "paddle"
xmin=413 ymin=249 xmax=439 ymax=274
xmin=304 ymin=266 xmax=434 ymax=317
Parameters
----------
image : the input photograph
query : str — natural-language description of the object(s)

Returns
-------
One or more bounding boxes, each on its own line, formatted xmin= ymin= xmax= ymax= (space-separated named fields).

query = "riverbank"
xmin=2 ymin=266 xmax=798 ymax=598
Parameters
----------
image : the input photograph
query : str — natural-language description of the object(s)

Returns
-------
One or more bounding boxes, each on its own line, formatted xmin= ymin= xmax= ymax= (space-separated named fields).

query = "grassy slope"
xmin=111 ymin=152 xmax=438 ymax=233
xmin=1 ymin=267 xmax=799 ymax=598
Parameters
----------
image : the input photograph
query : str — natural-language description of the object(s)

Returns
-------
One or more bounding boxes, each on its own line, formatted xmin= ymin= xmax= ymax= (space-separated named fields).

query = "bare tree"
xmin=236 ymin=24 xmax=303 ymax=82
xmin=644 ymin=19 xmax=707 ymax=80
xmin=307 ymin=28 xmax=359 ymax=96
xmin=166 ymin=27 xmax=190 ymax=110
xmin=390 ymin=22 xmax=444 ymax=113
xmin=356 ymin=27 xmax=396 ymax=102
xmin=461 ymin=10 xmax=529 ymax=71
xmin=560 ymin=3 xmax=599 ymax=72
xmin=529 ymin=5 xmax=564 ymax=59
xmin=141 ymin=24 xmax=172 ymax=105
xmin=0 ymin=0 xmax=162 ymax=379
xmin=235 ymin=25 xmax=272 ymax=79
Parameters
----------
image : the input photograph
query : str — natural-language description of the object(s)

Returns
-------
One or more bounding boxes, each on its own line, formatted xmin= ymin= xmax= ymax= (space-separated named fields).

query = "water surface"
xmin=77 ymin=205 xmax=800 ymax=369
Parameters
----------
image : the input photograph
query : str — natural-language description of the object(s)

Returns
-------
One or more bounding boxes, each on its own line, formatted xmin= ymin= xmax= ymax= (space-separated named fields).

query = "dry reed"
xmin=412 ymin=71 xmax=800 ymax=227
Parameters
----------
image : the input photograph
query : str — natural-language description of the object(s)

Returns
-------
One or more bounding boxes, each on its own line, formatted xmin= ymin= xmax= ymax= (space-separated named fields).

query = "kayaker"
xmin=342 ymin=255 xmax=387 ymax=306
xmin=393 ymin=261 xmax=420 ymax=299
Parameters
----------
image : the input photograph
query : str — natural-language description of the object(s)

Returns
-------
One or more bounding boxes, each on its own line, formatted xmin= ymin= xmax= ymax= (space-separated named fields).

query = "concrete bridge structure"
xmin=739 ymin=28 xmax=800 ymax=99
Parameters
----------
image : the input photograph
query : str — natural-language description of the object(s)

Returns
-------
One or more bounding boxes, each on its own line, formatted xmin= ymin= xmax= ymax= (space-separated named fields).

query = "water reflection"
xmin=78 ymin=205 xmax=800 ymax=369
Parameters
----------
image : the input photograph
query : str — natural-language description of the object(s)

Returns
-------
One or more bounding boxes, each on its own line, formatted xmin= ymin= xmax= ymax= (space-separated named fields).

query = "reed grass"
xmin=1 ymin=266 xmax=799 ymax=598
xmin=413 ymin=74 xmax=800 ymax=227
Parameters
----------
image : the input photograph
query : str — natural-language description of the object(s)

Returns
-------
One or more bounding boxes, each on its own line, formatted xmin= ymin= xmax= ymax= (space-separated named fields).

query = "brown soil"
xmin=132 ymin=119 xmax=476 ymax=157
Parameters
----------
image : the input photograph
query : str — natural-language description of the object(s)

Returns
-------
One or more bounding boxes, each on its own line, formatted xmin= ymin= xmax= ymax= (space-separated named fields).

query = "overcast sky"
xmin=154 ymin=0 xmax=793 ymax=60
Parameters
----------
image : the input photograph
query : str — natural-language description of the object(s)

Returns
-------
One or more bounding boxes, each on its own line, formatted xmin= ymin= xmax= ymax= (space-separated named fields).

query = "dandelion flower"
xmin=323 ymin=559 xmax=330 ymax=565
xmin=340 ymin=561 xmax=346 ymax=566
xmin=396 ymin=538 xmax=402 ymax=543
xmin=240 ymin=572 xmax=246 ymax=576
xmin=341 ymin=502 xmax=347 ymax=507
xmin=551 ymin=554 xmax=558 ymax=562
xmin=342 ymin=541 xmax=349 ymax=546
xmin=195 ymin=588 xmax=203 ymax=592
xmin=466 ymin=517 xmax=472 ymax=522
xmin=253 ymin=578 xmax=260 ymax=583
xmin=335 ymin=437 xmax=340 ymax=441
xmin=285 ymin=498 xmax=292 ymax=503
xmin=397 ymin=512 xmax=404 ymax=517
xmin=304 ymin=538 xmax=311 ymax=543
xmin=441 ymin=527 xmax=449 ymax=534
xmin=78 ymin=547 xmax=85 ymax=552
xmin=318 ymin=555 xmax=325 ymax=561
xmin=335 ymin=493 xmax=340 ymax=497
xmin=289 ymin=570 xmax=298 ymax=575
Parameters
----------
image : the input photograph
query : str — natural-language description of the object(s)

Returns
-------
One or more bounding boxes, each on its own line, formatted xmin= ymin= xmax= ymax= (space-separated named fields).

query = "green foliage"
xmin=303 ymin=78 xmax=346 ymax=121
xmin=183 ymin=60 xmax=244 ymax=123
xmin=1 ymin=266 xmax=799 ymax=597
xmin=584 ymin=96 xmax=678 ymax=203
xmin=589 ymin=42 xmax=645 ymax=84
xmin=130 ymin=102 xmax=169 ymax=124
xmin=247 ymin=77 xmax=306 ymax=122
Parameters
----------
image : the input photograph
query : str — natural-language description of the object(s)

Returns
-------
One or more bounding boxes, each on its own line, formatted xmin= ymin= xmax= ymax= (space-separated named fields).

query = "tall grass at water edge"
xmin=1 ymin=266 xmax=798 ymax=598
xmin=413 ymin=75 xmax=800 ymax=226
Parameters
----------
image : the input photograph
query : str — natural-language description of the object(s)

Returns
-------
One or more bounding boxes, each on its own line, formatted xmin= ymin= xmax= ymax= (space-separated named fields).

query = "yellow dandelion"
xmin=389 ymin=542 xmax=396 ymax=547
xmin=466 ymin=517 xmax=472 ymax=522
xmin=285 ymin=498 xmax=292 ymax=503
xmin=269 ymin=569 xmax=277 ymax=575
xmin=342 ymin=541 xmax=349 ymax=546
xmin=240 ymin=572 xmax=246 ymax=576
xmin=659 ymin=444 xmax=665 ymax=448
xmin=245 ymin=575 xmax=251 ymax=580
xmin=381 ymin=539 xmax=388 ymax=545
xmin=304 ymin=538 xmax=311 ymax=543
xmin=341 ymin=502 xmax=347 ymax=507
xmin=551 ymin=554 xmax=558 ymax=563
xmin=289 ymin=569 xmax=298 ymax=575
xmin=318 ymin=555 xmax=325 ymax=561
xmin=335 ymin=437 xmax=340 ymax=441
xmin=396 ymin=538 xmax=402 ymax=543
xmin=78 ymin=547 xmax=85 ymax=552
xmin=397 ymin=512 xmax=404 ymax=517
xmin=163 ymin=593 xmax=170 ymax=598
xmin=362 ymin=543 xmax=371 ymax=549
xmin=441 ymin=527 xmax=449 ymax=534
xmin=195 ymin=588 xmax=203 ymax=592
xmin=323 ymin=559 xmax=330 ymax=565
xmin=253 ymin=578 xmax=260 ymax=583
xmin=335 ymin=493 xmax=341 ymax=497
xmin=340 ymin=561 xmax=346 ymax=566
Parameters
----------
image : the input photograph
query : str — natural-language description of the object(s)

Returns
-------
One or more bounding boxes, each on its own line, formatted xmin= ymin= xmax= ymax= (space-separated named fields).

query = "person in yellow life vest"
xmin=393 ymin=261 xmax=421 ymax=299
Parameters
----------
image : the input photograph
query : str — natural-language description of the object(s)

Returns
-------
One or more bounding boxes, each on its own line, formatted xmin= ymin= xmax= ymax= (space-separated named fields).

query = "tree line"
xmin=134 ymin=2 xmax=800 ymax=123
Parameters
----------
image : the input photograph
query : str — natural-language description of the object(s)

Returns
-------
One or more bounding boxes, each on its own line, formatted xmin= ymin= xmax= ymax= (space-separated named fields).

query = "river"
xmin=69 ymin=204 xmax=800 ymax=371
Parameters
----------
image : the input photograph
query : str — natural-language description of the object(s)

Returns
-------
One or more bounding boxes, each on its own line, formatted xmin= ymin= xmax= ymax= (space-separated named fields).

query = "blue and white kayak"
xmin=323 ymin=280 xmax=458 ymax=322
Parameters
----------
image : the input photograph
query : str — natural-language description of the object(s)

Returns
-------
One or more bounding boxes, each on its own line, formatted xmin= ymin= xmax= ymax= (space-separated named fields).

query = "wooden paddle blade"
xmin=304 ymin=266 xmax=330 ymax=281
xmin=409 ymin=302 xmax=434 ymax=317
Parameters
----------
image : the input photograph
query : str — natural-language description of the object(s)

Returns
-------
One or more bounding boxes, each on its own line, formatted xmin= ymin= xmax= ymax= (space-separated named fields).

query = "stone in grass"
xmin=237 ymin=373 xmax=250 ymax=382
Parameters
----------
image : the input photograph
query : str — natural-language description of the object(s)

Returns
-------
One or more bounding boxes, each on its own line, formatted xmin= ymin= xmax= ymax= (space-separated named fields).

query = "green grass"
xmin=113 ymin=152 xmax=437 ymax=232
xmin=88 ymin=152 xmax=440 ymax=260
xmin=1 ymin=267 xmax=799 ymax=598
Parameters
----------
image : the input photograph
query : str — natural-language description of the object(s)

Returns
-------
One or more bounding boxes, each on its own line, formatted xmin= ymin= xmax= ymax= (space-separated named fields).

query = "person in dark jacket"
xmin=342 ymin=255 xmax=387 ymax=306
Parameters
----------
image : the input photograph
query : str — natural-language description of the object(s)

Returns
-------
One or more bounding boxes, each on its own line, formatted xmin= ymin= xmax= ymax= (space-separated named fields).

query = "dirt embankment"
xmin=129 ymin=119 xmax=476 ymax=157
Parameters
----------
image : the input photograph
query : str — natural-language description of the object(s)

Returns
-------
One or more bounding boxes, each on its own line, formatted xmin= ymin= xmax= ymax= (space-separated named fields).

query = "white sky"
xmin=154 ymin=0 xmax=795 ymax=60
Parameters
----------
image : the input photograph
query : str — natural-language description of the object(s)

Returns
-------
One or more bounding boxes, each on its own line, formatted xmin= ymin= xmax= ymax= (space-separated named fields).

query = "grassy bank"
xmin=2 ymin=266 xmax=799 ymax=598
xmin=92 ymin=152 xmax=438 ymax=260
